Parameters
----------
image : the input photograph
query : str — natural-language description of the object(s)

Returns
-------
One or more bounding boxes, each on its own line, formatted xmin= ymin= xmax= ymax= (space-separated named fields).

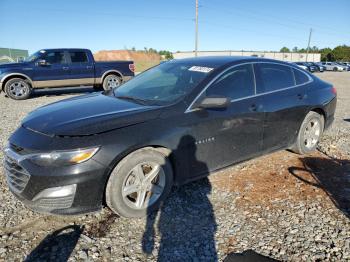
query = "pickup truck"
xmin=0 ymin=48 xmax=135 ymax=100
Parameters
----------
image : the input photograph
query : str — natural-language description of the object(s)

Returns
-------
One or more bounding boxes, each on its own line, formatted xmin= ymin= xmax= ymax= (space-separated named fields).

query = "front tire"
xmin=106 ymin=148 xmax=173 ymax=218
xmin=102 ymin=74 xmax=122 ymax=91
xmin=291 ymin=111 xmax=324 ymax=155
xmin=4 ymin=78 xmax=32 ymax=100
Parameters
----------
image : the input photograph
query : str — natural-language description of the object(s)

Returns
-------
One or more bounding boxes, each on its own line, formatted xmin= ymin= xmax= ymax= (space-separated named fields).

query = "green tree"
xmin=333 ymin=45 xmax=350 ymax=61
xmin=280 ymin=47 xmax=290 ymax=52
xmin=292 ymin=47 xmax=298 ymax=52
xmin=310 ymin=46 xmax=319 ymax=52
xmin=320 ymin=48 xmax=334 ymax=61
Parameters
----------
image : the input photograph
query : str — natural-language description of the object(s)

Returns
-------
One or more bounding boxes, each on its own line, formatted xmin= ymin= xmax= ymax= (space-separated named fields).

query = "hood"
xmin=22 ymin=93 xmax=161 ymax=136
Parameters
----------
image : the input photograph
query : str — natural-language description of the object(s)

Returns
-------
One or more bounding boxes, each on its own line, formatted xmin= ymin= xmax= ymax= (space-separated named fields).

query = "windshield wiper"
xmin=115 ymin=95 xmax=151 ymax=105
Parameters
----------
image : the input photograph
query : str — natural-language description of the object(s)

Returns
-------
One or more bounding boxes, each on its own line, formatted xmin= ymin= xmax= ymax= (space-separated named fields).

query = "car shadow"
xmin=31 ymin=86 xmax=98 ymax=98
xmin=24 ymin=225 xmax=83 ymax=262
xmin=288 ymin=156 xmax=350 ymax=218
xmin=223 ymin=250 xmax=279 ymax=262
xmin=142 ymin=135 xmax=218 ymax=261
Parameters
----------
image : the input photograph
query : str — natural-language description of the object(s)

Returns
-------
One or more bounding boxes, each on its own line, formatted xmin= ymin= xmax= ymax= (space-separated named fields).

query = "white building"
xmin=173 ymin=50 xmax=320 ymax=62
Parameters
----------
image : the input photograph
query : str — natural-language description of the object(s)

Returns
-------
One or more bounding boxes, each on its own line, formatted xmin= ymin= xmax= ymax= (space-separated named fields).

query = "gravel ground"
xmin=0 ymin=72 xmax=349 ymax=261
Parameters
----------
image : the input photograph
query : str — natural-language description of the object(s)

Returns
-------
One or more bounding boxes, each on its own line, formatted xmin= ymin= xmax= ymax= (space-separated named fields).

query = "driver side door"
xmin=33 ymin=50 xmax=70 ymax=88
xmin=184 ymin=63 xmax=264 ymax=178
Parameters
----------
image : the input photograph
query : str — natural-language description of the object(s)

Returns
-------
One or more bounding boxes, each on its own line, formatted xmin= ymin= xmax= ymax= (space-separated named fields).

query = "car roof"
xmin=40 ymin=48 xmax=90 ymax=52
xmin=170 ymin=56 xmax=291 ymax=68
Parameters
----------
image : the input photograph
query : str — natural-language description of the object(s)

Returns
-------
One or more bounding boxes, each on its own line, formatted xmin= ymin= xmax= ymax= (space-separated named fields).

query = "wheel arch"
xmin=1 ymin=73 xmax=34 ymax=91
xmin=102 ymin=145 xmax=174 ymax=206
xmin=101 ymin=70 xmax=124 ymax=83
xmin=310 ymin=107 xmax=326 ymax=127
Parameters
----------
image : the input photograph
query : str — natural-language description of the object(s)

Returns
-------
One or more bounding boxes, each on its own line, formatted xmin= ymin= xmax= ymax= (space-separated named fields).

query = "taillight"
xmin=129 ymin=63 xmax=135 ymax=73
xmin=331 ymin=86 xmax=337 ymax=95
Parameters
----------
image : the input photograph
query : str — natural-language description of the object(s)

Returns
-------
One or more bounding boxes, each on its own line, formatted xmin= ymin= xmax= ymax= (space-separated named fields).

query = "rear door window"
xmin=206 ymin=64 xmax=255 ymax=100
xmin=69 ymin=51 xmax=89 ymax=63
xmin=255 ymin=63 xmax=294 ymax=93
xmin=293 ymin=68 xmax=310 ymax=85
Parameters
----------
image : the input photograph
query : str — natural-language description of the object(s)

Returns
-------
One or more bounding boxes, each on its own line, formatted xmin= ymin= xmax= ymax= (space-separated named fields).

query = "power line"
xmin=200 ymin=21 xmax=306 ymax=42
xmin=201 ymin=3 xmax=349 ymax=38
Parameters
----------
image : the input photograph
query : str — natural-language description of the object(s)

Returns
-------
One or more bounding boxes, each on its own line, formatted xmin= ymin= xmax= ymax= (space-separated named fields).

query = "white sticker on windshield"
xmin=188 ymin=66 xmax=214 ymax=73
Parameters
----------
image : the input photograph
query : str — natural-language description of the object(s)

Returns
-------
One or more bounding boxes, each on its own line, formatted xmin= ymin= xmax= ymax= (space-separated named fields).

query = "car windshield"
xmin=25 ymin=50 xmax=44 ymax=62
xmin=113 ymin=61 xmax=213 ymax=105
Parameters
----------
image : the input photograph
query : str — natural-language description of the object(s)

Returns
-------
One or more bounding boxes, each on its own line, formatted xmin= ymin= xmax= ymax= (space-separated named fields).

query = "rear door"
xmin=33 ymin=50 xmax=70 ymax=87
xmin=184 ymin=63 xmax=264 ymax=176
xmin=66 ymin=50 xmax=94 ymax=86
xmin=254 ymin=63 xmax=311 ymax=152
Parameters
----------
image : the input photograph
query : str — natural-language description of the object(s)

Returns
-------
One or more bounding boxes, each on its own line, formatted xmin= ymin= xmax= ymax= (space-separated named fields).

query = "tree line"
xmin=130 ymin=47 xmax=174 ymax=60
xmin=280 ymin=45 xmax=350 ymax=61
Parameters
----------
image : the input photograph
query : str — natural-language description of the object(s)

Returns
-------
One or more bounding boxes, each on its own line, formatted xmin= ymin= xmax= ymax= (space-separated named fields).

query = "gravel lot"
xmin=0 ymin=72 xmax=349 ymax=261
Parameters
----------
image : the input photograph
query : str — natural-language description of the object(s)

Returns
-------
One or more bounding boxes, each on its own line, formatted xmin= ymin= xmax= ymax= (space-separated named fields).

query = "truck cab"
xmin=0 ymin=48 xmax=134 ymax=100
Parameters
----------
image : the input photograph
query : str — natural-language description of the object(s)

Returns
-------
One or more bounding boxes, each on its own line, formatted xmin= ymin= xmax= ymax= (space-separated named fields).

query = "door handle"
xmin=62 ymin=66 xmax=69 ymax=70
xmin=86 ymin=65 xmax=93 ymax=69
xmin=249 ymin=104 xmax=257 ymax=112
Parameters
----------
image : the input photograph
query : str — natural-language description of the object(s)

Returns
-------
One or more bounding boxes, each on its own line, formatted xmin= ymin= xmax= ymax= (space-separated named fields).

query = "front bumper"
xmin=3 ymin=146 xmax=109 ymax=215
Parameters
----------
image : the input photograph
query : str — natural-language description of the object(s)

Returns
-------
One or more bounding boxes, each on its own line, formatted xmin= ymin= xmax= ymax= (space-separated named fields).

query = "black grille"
xmin=4 ymin=153 xmax=30 ymax=193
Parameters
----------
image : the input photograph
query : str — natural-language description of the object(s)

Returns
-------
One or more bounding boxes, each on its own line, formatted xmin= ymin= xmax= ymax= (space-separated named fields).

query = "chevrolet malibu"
xmin=4 ymin=57 xmax=337 ymax=218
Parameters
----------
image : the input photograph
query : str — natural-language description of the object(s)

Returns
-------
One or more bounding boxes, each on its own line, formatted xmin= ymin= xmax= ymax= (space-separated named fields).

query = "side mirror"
xmin=37 ymin=59 xmax=49 ymax=66
xmin=195 ymin=96 xmax=230 ymax=110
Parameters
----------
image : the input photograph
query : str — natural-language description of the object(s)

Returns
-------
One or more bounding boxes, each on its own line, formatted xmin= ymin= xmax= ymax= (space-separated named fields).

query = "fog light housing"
xmin=32 ymin=184 xmax=77 ymax=201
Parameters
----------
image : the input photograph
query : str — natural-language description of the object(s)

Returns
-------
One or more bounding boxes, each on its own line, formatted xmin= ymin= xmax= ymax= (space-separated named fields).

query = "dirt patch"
xmin=84 ymin=211 xmax=119 ymax=238
xmin=94 ymin=50 xmax=161 ymax=72
xmin=210 ymin=150 xmax=350 ymax=213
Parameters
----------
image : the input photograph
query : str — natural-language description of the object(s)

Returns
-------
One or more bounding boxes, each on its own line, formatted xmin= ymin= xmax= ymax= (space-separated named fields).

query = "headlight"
xmin=28 ymin=147 xmax=99 ymax=167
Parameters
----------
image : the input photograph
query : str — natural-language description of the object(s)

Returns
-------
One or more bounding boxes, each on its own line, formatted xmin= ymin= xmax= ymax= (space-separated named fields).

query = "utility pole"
xmin=306 ymin=28 xmax=313 ymax=62
xmin=195 ymin=0 xmax=199 ymax=57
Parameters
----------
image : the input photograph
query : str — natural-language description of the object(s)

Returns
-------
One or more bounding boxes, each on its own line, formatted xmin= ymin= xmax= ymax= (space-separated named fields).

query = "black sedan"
xmin=4 ymin=57 xmax=337 ymax=218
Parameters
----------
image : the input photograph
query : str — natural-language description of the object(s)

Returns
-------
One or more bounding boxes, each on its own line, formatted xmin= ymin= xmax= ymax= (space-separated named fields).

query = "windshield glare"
xmin=114 ymin=62 xmax=212 ymax=105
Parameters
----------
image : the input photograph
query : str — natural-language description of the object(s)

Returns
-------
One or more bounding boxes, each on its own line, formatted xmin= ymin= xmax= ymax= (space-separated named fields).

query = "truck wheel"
xmin=291 ymin=111 xmax=324 ymax=155
xmin=4 ymin=78 xmax=32 ymax=100
xmin=103 ymin=74 xmax=122 ymax=91
xmin=106 ymin=148 xmax=173 ymax=218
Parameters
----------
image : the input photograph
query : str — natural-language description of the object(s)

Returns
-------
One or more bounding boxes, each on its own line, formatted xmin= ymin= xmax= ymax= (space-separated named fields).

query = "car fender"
xmin=1 ymin=73 xmax=34 ymax=90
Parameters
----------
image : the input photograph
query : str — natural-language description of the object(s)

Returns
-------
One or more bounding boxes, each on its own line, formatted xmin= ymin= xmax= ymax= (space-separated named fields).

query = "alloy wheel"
xmin=122 ymin=162 xmax=165 ymax=210
xmin=9 ymin=80 xmax=29 ymax=98
xmin=106 ymin=75 xmax=121 ymax=89
xmin=303 ymin=118 xmax=321 ymax=149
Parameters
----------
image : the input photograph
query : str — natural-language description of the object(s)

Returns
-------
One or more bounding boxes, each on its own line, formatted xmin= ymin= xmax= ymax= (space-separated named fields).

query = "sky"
xmin=0 ymin=0 xmax=349 ymax=54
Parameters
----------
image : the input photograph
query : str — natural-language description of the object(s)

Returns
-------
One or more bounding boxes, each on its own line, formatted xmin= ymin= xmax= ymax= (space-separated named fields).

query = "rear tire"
xmin=4 ymin=78 xmax=32 ymax=100
xmin=291 ymin=111 xmax=324 ymax=155
xmin=333 ymin=67 xmax=338 ymax=72
xmin=102 ymin=74 xmax=122 ymax=91
xmin=106 ymin=148 xmax=173 ymax=218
